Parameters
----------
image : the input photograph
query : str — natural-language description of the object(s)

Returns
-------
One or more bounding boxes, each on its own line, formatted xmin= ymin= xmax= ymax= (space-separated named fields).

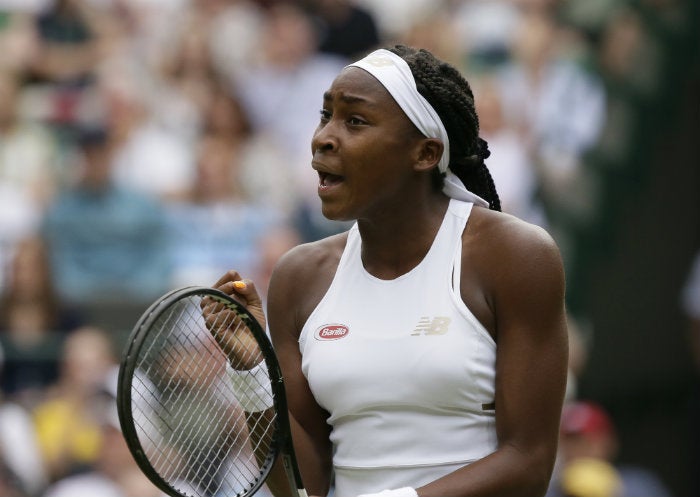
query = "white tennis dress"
xmin=299 ymin=199 xmax=497 ymax=497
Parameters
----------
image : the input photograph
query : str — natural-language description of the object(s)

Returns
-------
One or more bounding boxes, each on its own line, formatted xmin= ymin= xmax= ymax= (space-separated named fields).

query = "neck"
xmin=357 ymin=194 xmax=449 ymax=279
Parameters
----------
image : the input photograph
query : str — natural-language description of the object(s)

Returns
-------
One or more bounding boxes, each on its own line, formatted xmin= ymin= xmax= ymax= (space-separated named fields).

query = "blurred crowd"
xmin=0 ymin=0 xmax=693 ymax=496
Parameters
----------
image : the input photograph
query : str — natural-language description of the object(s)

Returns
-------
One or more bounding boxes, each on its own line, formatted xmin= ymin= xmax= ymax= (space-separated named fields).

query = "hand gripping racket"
xmin=117 ymin=286 xmax=307 ymax=497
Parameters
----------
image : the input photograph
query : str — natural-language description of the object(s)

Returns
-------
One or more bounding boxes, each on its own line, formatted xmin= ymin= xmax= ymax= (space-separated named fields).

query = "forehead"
xmin=324 ymin=66 xmax=397 ymax=108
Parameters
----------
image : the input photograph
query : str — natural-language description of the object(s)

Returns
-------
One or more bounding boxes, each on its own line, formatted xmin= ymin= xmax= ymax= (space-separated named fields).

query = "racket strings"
xmin=129 ymin=294 xmax=279 ymax=497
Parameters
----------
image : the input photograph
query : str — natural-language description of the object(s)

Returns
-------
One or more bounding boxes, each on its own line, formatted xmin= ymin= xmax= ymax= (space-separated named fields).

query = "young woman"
xmin=213 ymin=45 xmax=569 ymax=497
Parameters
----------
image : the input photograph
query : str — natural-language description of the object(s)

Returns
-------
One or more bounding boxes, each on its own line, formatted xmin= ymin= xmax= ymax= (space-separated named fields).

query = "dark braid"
xmin=388 ymin=45 xmax=501 ymax=211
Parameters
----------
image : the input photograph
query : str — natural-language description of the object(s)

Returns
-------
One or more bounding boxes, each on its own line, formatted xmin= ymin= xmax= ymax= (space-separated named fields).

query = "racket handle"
xmin=282 ymin=453 xmax=308 ymax=497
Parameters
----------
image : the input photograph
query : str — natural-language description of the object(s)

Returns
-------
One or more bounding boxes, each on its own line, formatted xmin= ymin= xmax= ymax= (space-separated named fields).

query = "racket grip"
xmin=226 ymin=362 xmax=275 ymax=412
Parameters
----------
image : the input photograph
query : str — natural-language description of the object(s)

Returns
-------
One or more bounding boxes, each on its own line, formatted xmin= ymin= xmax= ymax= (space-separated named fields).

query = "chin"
xmin=320 ymin=203 xmax=354 ymax=223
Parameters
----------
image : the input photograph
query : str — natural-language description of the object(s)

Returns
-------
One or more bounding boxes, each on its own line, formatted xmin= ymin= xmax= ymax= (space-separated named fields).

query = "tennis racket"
xmin=117 ymin=286 xmax=307 ymax=497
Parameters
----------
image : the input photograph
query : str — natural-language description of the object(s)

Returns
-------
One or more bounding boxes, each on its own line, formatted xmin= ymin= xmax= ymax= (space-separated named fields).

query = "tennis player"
xmin=214 ymin=45 xmax=569 ymax=497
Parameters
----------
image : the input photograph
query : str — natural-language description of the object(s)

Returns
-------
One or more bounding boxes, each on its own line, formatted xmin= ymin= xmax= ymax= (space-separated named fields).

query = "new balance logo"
xmin=411 ymin=316 xmax=451 ymax=336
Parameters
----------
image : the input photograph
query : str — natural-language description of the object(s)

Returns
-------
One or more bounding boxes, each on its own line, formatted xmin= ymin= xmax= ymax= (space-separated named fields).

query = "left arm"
xmin=418 ymin=216 xmax=569 ymax=497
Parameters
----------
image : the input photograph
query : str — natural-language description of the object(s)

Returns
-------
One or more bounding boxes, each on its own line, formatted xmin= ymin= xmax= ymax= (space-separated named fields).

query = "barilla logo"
xmin=315 ymin=324 xmax=349 ymax=341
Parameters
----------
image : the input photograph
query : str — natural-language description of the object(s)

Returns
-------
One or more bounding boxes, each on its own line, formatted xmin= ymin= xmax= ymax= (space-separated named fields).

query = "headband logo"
xmin=365 ymin=56 xmax=395 ymax=68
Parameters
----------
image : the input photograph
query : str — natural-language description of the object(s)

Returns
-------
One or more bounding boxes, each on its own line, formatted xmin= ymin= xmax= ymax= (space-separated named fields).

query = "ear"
xmin=413 ymin=138 xmax=444 ymax=172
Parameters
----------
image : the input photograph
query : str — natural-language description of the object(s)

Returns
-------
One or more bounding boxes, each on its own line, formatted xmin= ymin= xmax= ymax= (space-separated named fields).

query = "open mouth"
xmin=319 ymin=171 xmax=344 ymax=188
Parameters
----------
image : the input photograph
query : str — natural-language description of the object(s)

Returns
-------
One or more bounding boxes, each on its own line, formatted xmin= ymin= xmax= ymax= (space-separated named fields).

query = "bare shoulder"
xmin=268 ymin=231 xmax=349 ymax=333
xmin=468 ymin=208 xmax=562 ymax=264
xmin=272 ymin=232 xmax=348 ymax=285
xmin=468 ymin=208 xmax=559 ymax=254
xmin=465 ymin=208 xmax=565 ymax=300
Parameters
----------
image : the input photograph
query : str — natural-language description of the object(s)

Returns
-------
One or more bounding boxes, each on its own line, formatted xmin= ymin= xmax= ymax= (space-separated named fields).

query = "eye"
xmin=348 ymin=116 xmax=367 ymax=126
xmin=319 ymin=109 xmax=331 ymax=123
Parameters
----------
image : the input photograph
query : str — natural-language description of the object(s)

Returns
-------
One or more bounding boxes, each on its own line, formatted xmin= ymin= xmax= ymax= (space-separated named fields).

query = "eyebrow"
xmin=323 ymin=91 xmax=375 ymax=107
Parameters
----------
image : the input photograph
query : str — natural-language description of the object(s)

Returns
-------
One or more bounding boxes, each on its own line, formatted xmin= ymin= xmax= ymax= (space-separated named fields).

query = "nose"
xmin=311 ymin=122 xmax=338 ymax=155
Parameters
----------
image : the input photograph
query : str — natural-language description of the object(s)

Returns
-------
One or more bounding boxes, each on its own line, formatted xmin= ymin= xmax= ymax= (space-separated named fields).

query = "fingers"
xmin=212 ymin=270 xmax=244 ymax=292
xmin=212 ymin=272 xmax=262 ymax=308
xmin=229 ymin=279 xmax=264 ymax=309
xmin=229 ymin=279 xmax=267 ymax=331
xmin=210 ymin=271 xmax=267 ymax=330
xmin=213 ymin=269 xmax=260 ymax=302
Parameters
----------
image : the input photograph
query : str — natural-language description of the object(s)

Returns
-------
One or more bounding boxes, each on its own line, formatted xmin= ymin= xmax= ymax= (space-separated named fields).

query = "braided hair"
xmin=389 ymin=45 xmax=501 ymax=211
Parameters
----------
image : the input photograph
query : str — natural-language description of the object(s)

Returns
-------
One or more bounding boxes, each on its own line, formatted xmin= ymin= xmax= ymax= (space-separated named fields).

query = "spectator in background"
xmin=0 ymin=75 xmax=59 ymax=202
xmin=485 ymin=8 xmax=606 ymax=273
xmin=201 ymin=75 xmax=312 ymax=217
xmin=200 ymin=80 xmax=253 ymax=142
xmin=27 ymin=0 xmax=103 ymax=87
xmin=558 ymin=457 xmax=623 ymax=497
xmin=0 ymin=180 xmax=38 ymax=293
xmin=32 ymin=326 xmax=117 ymax=483
xmin=564 ymin=312 xmax=591 ymax=402
xmin=96 ymin=62 xmax=195 ymax=201
xmin=0 ymin=7 xmax=39 ymax=75
xmin=0 ymin=236 xmax=80 ymax=406
xmin=472 ymin=74 xmax=547 ymax=227
xmin=0 ymin=342 xmax=48 ymax=496
xmin=41 ymin=126 xmax=171 ymax=305
xmin=40 ymin=406 xmax=158 ymax=497
xmin=449 ymin=0 xmax=522 ymax=68
xmin=169 ymin=0 xmax=264 ymax=87
xmin=0 ymin=462 xmax=31 ymax=497
xmin=234 ymin=1 xmax=348 ymax=157
xmin=165 ymin=133 xmax=294 ymax=289
xmin=546 ymin=401 xmax=674 ymax=497
xmin=494 ymin=9 xmax=606 ymax=221
xmin=597 ymin=7 xmax=659 ymax=98
xmin=352 ymin=0 xmax=435 ymax=40
xmin=152 ymin=8 xmax=233 ymax=143
xmin=194 ymin=79 xmax=297 ymax=216
xmin=40 ymin=364 xmax=161 ymax=497
xmin=398 ymin=7 xmax=462 ymax=69
xmin=0 ymin=70 xmax=63 ymax=288
xmin=233 ymin=3 xmax=347 ymax=208
xmin=23 ymin=0 xmax=118 ymax=133
xmin=307 ymin=0 xmax=381 ymax=60
xmin=251 ymin=223 xmax=302 ymax=305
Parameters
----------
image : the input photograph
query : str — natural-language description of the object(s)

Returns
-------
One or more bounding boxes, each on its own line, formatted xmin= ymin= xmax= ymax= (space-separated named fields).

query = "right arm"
xmin=265 ymin=242 xmax=337 ymax=497
xmin=212 ymin=239 xmax=340 ymax=497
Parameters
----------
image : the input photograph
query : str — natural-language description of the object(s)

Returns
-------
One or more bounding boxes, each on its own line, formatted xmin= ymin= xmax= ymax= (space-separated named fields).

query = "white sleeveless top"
xmin=298 ymin=199 xmax=497 ymax=497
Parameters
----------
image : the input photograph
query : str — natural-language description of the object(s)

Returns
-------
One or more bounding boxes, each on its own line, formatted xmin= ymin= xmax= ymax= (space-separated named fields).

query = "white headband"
xmin=347 ymin=49 xmax=489 ymax=208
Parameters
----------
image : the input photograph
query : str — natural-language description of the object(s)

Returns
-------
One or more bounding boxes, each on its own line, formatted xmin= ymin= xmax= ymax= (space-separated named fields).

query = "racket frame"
xmin=117 ymin=286 xmax=305 ymax=497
